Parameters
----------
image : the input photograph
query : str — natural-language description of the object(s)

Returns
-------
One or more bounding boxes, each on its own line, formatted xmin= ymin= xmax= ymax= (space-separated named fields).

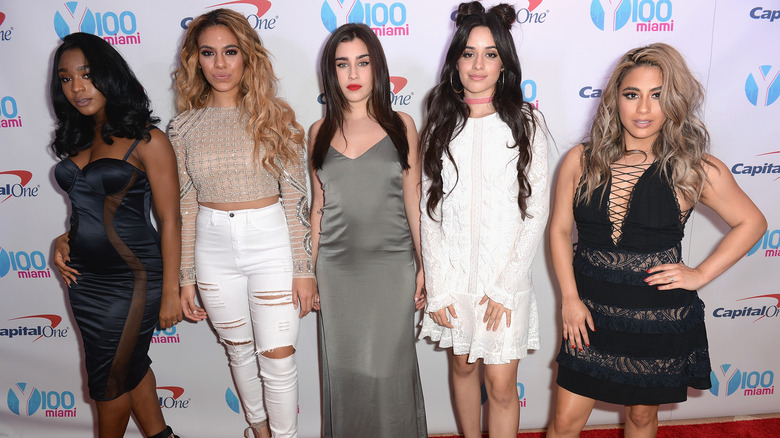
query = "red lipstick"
xmin=347 ymin=84 xmax=362 ymax=91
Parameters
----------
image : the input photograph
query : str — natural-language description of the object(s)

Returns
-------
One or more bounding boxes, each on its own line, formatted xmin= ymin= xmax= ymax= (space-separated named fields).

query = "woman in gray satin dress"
xmin=308 ymin=23 xmax=427 ymax=437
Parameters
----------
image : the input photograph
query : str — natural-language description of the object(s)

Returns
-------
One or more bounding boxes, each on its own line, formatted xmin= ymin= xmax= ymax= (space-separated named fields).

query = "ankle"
xmin=148 ymin=425 xmax=179 ymax=438
xmin=244 ymin=420 xmax=270 ymax=438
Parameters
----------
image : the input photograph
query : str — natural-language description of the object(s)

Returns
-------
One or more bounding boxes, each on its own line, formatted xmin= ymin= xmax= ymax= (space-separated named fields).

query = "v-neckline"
xmin=329 ymin=135 xmax=388 ymax=160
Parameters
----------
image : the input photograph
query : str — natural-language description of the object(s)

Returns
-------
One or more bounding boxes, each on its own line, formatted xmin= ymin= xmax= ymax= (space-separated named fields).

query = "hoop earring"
xmin=450 ymin=71 xmax=463 ymax=94
xmin=499 ymin=69 xmax=505 ymax=90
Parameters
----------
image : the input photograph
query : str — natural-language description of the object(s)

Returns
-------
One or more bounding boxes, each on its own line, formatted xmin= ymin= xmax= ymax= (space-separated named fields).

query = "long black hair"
xmin=312 ymin=23 xmax=409 ymax=170
xmin=50 ymin=32 xmax=158 ymax=158
xmin=420 ymin=2 xmax=537 ymax=219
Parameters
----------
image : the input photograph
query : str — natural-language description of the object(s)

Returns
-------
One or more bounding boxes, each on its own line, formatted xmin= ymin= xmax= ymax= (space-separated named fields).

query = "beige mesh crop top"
xmin=168 ymin=106 xmax=313 ymax=286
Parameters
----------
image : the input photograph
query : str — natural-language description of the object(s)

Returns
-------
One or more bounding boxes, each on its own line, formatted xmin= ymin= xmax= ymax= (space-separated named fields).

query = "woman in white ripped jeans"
xmin=169 ymin=9 xmax=317 ymax=438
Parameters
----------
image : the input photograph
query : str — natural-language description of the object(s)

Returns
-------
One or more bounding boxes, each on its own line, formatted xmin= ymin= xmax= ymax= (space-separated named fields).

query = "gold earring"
xmin=450 ymin=71 xmax=463 ymax=94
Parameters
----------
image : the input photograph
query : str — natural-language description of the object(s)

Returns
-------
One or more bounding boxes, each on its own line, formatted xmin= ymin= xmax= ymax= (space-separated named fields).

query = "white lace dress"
xmin=419 ymin=112 xmax=548 ymax=364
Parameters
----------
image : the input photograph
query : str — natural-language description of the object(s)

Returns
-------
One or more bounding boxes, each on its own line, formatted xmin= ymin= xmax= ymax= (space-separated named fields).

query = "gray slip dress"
xmin=315 ymin=135 xmax=427 ymax=437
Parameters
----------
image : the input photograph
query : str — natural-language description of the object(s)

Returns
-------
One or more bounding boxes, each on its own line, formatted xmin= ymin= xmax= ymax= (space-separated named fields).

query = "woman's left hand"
xmin=293 ymin=277 xmax=317 ymax=318
xmin=645 ymin=263 xmax=706 ymax=291
xmin=159 ymin=288 xmax=183 ymax=329
xmin=479 ymin=295 xmax=511 ymax=331
xmin=414 ymin=269 xmax=426 ymax=310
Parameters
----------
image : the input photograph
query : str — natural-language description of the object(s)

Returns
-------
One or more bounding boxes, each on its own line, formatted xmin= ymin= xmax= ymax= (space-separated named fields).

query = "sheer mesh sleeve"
xmin=168 ymin=119 xmax=198 ymax=286
xmin=278 ymin=143 xmax=314 ymax=278
xmin=486 ymin=120 xmax=549 ymax=309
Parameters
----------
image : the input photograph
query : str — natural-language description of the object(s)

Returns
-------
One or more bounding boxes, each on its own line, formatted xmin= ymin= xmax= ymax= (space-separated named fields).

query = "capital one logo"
xmin=158 ymin=386 xmax=190 ymax=409
xmin=745 ymin=65 xmax=780 ymax=107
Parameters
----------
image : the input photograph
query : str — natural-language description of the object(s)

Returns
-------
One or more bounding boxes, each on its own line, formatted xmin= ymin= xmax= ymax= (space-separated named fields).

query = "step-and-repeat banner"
xmin=1 ymin=1 xmax=778 ymax=436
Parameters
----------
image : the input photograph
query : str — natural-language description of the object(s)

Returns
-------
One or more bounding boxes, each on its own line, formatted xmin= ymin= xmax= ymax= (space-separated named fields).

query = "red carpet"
xmin=432 ymin=416 xmax=780 ymax=437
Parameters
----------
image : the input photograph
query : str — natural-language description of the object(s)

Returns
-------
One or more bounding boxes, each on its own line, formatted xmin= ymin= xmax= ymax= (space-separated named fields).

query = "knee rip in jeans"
xmin=197 ymin=282 xmax=226 ymax=309
xmin=252 ymin=290 xmax=293 ymax=307
xmin=260 ymin=345 xmax=295 ymax=359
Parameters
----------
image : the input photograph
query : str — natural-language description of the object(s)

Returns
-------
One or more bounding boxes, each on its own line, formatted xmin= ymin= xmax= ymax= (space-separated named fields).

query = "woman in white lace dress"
xmin=419 ymin=2 xmax=548 ymax=437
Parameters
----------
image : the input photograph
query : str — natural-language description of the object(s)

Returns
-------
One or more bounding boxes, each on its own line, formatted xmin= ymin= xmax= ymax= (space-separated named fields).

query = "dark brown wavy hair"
xmin=420 ymin=1 xmax=537 ymax=220
xmin=312 ymin=23 xmax=408 ymax=170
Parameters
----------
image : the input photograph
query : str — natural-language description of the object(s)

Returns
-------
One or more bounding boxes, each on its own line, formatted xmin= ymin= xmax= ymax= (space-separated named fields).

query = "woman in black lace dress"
xmin=547 ymin=43 xmax=767 ymax=438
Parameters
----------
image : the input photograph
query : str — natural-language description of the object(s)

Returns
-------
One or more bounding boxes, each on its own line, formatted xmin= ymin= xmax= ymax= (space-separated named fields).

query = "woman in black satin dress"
xmin=50 ymin=33 xmax=181 ymax=438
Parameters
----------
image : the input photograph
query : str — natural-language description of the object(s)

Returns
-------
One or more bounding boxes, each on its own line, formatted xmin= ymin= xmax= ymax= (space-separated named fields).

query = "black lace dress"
xmin=555 ymin=161 xmax=712 ymax=405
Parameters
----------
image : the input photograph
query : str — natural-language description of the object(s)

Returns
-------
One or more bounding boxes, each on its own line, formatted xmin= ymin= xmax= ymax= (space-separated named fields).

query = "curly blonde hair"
xmin=173 ymin=8 xmax=304 ymax=173
xmin=578 ymin=43 xmax=711 ymax=206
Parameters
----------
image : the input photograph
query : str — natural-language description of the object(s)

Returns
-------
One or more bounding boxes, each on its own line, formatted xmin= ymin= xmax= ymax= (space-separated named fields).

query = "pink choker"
xmin=464 ymin=96 xmax=493 ymax=105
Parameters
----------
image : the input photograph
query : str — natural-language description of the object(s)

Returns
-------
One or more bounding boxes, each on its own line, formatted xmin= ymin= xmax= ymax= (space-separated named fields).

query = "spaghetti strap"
xmin=122 ymin=139 xmax=143 ymax=161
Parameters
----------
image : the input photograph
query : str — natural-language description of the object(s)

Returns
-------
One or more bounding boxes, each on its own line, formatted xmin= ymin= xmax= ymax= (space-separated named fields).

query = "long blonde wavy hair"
xmin=173 ymin=8 xmax=304 ymax=173
xmin=577 ymin=43 xmax=711 ymax=206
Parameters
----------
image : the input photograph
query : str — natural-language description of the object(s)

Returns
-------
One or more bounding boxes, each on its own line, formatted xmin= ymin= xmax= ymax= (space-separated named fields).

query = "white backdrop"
xmin=1 ymin=1 xmax=778 ymax=436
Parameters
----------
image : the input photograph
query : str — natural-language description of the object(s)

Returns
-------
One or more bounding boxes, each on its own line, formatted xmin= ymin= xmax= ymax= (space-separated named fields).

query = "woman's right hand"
xmin=561 ymin=297 xmax=594 ymax=352
xmin=52 ymin=232 xmax=80 ymax=286
xmin=181 ymin=284 xmax=207 ymax=322
xmin=429 ymin=304 xmax=457 ymax=329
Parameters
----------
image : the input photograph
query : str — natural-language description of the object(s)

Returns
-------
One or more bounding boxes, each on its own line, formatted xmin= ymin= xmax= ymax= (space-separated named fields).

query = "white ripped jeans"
xmin=195 ymin=203 xmax=299 ymax=437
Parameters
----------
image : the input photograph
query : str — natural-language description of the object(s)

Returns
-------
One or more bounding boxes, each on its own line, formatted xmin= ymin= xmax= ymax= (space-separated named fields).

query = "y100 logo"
xmin=745 ymin=65 xmax=780 ymax=107
xmin=1 ymin=315 xmax=68 ymax=342
xmin=747 ymin=229 xmax=780 ymax=257
xmin=7 ymin=383 xmax=77 ymax=417
xmin=710 ymin=364 xmax=774 ymax=397
xmin=480 ymin=381 xmax=528 ymax=407
xmin=523 ymin=79 xmax=539 ymax=109
xmin=180 ymin=1 xmax=276 ymax=30
xmin=0 ymin=96 xmax=22 ymax=128
xmin=151 ymin=325 xmax=180 ymax=344
xmin=53 ymin=2 xmax=141 ymax=45
xmin=1 ymin=170 xmax=38 ymax=202
xmin=158 ymin=386 xmax=190 ymax=409
xmin=225 ymin=387 xmax=241 ymax=413
xmin=0 ymin=246 xmax=51 ymax=279
xmin=590 ymin=0 xmax=674 ymax=32
xmin=321 ymin=0 xmax=409 ymax=36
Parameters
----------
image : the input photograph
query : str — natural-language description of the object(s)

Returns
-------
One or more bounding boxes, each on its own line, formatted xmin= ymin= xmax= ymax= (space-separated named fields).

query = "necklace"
xmin=464 ymin=96 xmax=493 ymax=105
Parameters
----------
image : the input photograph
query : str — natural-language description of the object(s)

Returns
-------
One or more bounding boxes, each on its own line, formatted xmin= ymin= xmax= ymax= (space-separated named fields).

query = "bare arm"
xmin=550 ymin=145 xmax=594 ymax=350
xmin=308 ymin=120 xmax=325 ymax=311
xmin=399 ymin=113 xmax=426 ymax=310
xmin=138 ymin=129 xmax=183 ymax=330
xmin=646 ymin=155 xmax=767 ymax=290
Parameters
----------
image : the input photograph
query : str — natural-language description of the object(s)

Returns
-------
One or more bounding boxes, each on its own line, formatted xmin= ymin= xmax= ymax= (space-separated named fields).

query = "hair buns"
xmin=455 ymin=1 xmax=485 ymax=27
xmin=455 ymin=2 xmax=515 ymax=30
xmin=489 ymin=4 xmax=516 ymax=29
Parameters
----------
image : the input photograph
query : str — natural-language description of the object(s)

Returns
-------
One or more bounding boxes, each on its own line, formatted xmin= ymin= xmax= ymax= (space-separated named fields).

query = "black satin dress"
xmin=555 ymin=161 xmax=712 ymax=405
xmin=55 ymin=139 xmax=162 ymax=401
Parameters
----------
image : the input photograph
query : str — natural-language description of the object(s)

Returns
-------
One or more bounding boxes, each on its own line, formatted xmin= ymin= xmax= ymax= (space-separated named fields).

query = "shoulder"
xmin=308 ymin=119 xmax=325 ymax=151
xmin=137 ymin=129 xmax=174 ymax=157
xmin=702 ymin=153 xmax=728 ymax=177
xmin=396 ymin=111 xmax=417 ymax=130
xmin=560 ymin=144 xmax=585 ymax=175
xmin=167 ymin=108 xmax=204 ymax=136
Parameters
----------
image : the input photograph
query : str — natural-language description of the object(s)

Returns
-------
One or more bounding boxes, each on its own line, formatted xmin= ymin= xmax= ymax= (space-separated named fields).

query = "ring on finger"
xmin=670 ymin=276 xmax=675 ymax=283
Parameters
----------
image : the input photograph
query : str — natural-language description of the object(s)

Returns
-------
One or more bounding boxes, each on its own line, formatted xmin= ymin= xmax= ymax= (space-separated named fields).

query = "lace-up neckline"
xmin=608 ymin=161 xmax=653 ymax=245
